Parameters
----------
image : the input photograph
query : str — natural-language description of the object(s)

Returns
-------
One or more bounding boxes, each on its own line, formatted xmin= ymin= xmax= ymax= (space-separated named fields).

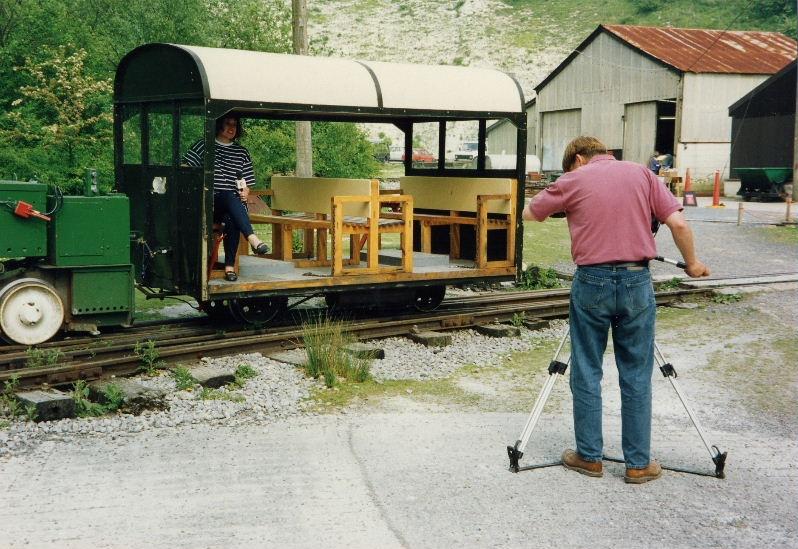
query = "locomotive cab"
xmin=114 ymin=43 xmax=528 ymax=323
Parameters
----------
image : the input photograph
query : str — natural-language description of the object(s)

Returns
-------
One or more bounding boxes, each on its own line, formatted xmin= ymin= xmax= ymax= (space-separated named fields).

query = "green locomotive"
xmin=0 ymin=177 xmax=134 ymax=344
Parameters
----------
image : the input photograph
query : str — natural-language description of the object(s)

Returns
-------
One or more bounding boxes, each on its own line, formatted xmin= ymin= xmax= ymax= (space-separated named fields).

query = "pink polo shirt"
xmin=526 ymin=155 xmax=682 ymax=266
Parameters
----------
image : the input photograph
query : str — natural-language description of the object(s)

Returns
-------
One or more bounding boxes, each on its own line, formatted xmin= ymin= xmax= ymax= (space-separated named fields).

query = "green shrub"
xmin=518 ymin=265 xmax=561 ymax=290
xmin=72 ymin=380 xmax=105 ymax=417
xmin=134 ymin=340 xmax=165 ymax=376
xmin=172 ymin=366 xmax=196 ymax=391
xmin=0 ymin=376 xmax=22 ymax=419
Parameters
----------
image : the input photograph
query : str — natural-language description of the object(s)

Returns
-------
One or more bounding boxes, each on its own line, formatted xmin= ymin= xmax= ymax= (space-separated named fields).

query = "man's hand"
xmin=685 ymin=260 xmax=710 ymax=278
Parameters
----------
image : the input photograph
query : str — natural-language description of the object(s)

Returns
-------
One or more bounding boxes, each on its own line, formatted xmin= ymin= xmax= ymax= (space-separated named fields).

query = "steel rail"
xmin=0 ymin=288 xmax=703 ymax=389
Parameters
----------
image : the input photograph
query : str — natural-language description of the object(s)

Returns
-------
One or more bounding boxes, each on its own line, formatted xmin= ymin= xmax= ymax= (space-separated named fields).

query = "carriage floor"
xmin=207 ymin=251 xmax=513 ymax=295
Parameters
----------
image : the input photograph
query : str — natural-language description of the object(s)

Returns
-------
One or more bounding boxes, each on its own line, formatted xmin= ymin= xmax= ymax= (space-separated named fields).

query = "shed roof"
xmin=729 ymin=60 xmax=796 ymax=117
xmin=115 ymin=44 xmax=524 ymax=116
xmin=536 ymin=24 xmax=797 ymax=93
xmin=603 ymin=24 xmax=796 ymax=74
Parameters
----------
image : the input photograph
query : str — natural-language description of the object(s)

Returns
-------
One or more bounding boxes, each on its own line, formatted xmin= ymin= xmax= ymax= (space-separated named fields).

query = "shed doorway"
xmin=623 ymin=100 xmax=676 ymax=166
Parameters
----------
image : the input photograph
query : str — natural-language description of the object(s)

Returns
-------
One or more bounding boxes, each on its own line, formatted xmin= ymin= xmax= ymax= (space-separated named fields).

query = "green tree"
xmin=312 ymin=123 xmax=380 ymax=179
xmin=0 ymin=46 xmax=112 ymax=186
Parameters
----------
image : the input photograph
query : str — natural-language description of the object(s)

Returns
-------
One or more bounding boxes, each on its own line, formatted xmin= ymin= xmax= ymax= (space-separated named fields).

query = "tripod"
xmin=506 ymin=263 xmax=727 ymax=479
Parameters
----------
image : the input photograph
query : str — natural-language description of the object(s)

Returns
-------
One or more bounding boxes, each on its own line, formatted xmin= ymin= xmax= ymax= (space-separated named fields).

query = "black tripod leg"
xmin=507 ymin=331 xmax=570 ymax=472
xmin=655 ymin=342 xmax=727 ymax=479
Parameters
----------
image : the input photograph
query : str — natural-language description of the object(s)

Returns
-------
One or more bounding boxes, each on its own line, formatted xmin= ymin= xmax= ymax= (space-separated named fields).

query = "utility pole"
xmin=292 ymin=0 xmax=313 ymax=177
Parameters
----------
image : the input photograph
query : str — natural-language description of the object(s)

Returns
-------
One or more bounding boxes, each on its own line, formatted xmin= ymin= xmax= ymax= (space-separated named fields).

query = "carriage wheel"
xmin=201 ymin=299 xmax=235 ymax=322
xmin=226 ymin=296 xmax=288 ymax=326
xmin=0 ymin=278 xmax=65 ymax=345
xmin=413 ymin=285 xmax=446 ymax=312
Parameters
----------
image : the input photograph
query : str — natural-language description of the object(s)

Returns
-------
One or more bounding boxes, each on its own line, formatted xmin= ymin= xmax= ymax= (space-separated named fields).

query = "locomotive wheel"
xmin=0 ymin=278 xmax=65 ymax=345
xmin=227 ymin=296 xmax=288 ymax=325
xmin=413 ymin=285 xmax=446 ymax=312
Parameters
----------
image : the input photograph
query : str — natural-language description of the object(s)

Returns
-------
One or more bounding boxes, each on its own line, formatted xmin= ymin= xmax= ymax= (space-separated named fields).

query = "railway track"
xmin=0 ymin=285 xmax=716 ymax=389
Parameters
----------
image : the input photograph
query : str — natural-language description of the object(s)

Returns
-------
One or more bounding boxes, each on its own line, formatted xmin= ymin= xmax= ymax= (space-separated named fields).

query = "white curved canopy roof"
xmin=177 ymin=45 xmax=523 ymax=114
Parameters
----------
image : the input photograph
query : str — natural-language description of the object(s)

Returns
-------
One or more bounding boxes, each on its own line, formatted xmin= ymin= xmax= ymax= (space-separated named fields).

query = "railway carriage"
xmin=0 ymin=43 xmax=527 ymax=344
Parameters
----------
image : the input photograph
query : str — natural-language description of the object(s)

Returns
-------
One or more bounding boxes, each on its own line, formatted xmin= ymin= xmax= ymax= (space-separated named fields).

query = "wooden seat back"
xmin=399 ymin=176 xmax=515 ymax=214
xmin=271 ymin=176 xmax=372 ymax=217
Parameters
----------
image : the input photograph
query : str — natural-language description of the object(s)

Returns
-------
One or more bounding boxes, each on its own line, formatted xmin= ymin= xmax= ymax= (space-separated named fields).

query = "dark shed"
xmin=728 ymin=61 xmax=796 ymax=178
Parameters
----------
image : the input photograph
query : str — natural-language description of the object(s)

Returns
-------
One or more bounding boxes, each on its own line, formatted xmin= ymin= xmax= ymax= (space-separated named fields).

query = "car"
xmin=402 ymin=148 xmax=436 ymax=163
xmin=454 ymin=140 xmax=479 ymax=161
xmin=388 ymin=145 xmax=403 ymax=162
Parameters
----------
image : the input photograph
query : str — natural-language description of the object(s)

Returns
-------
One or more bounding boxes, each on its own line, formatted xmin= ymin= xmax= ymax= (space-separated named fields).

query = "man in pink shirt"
xmin=524 ymin=136 xmax=709 ymax=483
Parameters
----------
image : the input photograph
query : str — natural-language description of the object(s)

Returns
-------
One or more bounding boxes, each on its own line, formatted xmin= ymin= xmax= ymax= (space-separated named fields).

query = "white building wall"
xmin=680 ymin=73 xmax=769 ymax=142
xmin=676 ymin=142 xmax=734 ymax=180
xmin=677 ymin=73 xmax=769 ymax=179
xmin=486 ymin=105 xmax=537 ymax=156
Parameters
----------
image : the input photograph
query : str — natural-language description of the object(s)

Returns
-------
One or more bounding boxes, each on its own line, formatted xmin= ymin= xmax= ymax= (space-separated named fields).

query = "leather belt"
xmin=581 ymin=260 xmax=649 ymax=269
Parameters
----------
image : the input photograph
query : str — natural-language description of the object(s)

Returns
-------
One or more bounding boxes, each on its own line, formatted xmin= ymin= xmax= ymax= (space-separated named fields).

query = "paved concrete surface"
xmin=1 ymin=409 xmax=795 ymax=548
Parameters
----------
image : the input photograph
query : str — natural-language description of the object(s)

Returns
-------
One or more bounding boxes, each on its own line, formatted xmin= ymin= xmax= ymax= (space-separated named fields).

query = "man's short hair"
xmin=562 ymin=136 xmax=607 ymax=172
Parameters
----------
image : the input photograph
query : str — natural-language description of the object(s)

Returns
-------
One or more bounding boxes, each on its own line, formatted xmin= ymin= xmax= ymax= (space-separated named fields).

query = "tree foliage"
xmin=2 ymin=47 xmax=112 ymax=166
xmin=242 ymin=121 xmax=379 ymax=185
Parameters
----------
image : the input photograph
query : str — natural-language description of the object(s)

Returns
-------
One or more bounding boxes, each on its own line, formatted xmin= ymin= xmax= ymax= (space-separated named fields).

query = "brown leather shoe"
xmin=561 ymin=449 xmax=603 ymax=477
xmin=624 ymin=460 xmax=662 ymax=484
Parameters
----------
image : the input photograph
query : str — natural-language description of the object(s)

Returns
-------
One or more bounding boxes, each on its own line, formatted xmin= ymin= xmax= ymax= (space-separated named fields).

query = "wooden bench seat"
xmin=248 ymin=176 xmax=413 ymax=276
xmin=388 ymin=176 xmax=517 ymax=268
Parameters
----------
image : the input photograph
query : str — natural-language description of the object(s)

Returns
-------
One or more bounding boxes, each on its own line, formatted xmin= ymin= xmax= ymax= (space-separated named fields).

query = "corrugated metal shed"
xmin=536 ymin=25 xmax=797 ymax=92
xmin=603 ymin=25 xmax=797 ymax=74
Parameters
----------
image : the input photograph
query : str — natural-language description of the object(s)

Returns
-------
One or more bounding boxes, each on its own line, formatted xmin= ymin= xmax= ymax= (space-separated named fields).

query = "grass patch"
xmin=302 ymin=317 xmax=372 ymax=388
xmin=758 ymin=224 xmax=798 ymax=246
xmin=307 ymin=377 xmax=479 ymax=410
xmin=197 ymin=387 xmax=245 ymax=402
xmin=705 ymin=336 xmax=798 ymax=419
xmin=25 ymin=347 xmax=64 ymax=368
xmin=523 ymin=217 xmax=571 ymax=268
xmin=657 ymin=277 xmax=684 ymax=291
xmin=379 ymin=161 xmax=405 ymax=179
xmin=711 ymin=292 xmax=743 ymax=304
xmin=134 ymin=290 xmax=201 ymax=321
xmin=231 ymin=363 xmax=259 ymax=389
xmin=171 ymin=366 xmax=196 ymax=391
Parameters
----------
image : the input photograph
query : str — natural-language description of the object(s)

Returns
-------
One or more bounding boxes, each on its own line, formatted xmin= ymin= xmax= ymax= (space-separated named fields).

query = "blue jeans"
xmin=214 ymin=191 xmax=255 ymax=267
xmin=568 ymin=266 xmax=656 ymax=469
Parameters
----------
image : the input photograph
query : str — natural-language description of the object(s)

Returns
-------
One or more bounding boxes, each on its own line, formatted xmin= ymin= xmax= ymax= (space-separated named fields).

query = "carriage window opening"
xmin=122 ymin=106 xmax=142 ymax=165
xmin=179 ymin=105 xmax=204 ymax=166
xmin=147 ymin=107 xmax=173 ymax=166
xmin=445 ymin=120 xmax=480 ymax=168
xmin=484 ymin=118 xmax=519 ymax=170
xmin=410 ymin=122 xmax=439 ymax=170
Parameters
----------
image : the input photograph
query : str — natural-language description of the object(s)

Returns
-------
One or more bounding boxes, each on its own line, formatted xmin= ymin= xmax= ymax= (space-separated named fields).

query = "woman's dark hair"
xmin=215 ymin=116 xmax=243 ymax=139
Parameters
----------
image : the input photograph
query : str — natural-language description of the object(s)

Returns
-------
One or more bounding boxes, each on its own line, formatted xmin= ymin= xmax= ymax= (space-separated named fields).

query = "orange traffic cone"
xmin=682 ymin=168 xmax=696 ymax=207
xmin=710 ymin=170 xmax=725 ymax=208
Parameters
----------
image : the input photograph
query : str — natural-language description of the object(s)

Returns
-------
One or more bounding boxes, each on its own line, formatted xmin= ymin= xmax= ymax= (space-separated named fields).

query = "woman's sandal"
xmin=253 ymin=242 xmax=270 ymax=255
xmin=224 ymin=271 xmax=238 ymax=282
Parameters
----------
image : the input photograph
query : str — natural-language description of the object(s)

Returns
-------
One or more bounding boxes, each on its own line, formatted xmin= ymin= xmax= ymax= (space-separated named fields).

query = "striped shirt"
xmin=183 ymin=139 xmax=255 ymax=192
